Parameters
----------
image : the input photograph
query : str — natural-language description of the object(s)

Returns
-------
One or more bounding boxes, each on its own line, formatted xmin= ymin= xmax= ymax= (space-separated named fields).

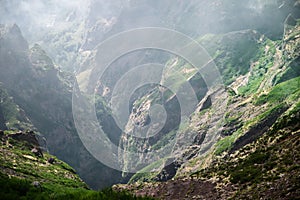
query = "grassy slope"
xmin=0 ymin=132 xmax=153 ymax=200
xmin=114 ymin=21 xmax=300 ymax=200
xmin=126 ymin=28 xmax=275 ymax=183
xmin=197 ymin=99 xmax=300 ymax=199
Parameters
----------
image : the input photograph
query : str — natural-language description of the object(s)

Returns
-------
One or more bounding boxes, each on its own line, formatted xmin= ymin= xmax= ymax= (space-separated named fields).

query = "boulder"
xmin=32 ymin=181 xmax=42 ymax=191
xmin=31 ymin=147 xmax=43 ymax=157
xmin=47 ymin=157 xmax=55 ymax=164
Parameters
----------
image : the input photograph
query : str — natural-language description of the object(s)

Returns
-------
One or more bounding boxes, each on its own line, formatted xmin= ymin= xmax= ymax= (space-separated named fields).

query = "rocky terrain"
xmin=111 ymin=11 xmax=300 ymax=199
xmin=0 ymin=23 xmax=125 ymax=189
xmin=0 ymin=129 xmax=153 ymax=199
xmin=0 ymin=0 xmax=299 ymax=199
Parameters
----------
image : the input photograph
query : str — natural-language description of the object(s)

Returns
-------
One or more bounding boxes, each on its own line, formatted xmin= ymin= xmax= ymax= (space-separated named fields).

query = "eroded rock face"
xmin=10 ymin=130 xmax=40 ymax=147
xmin=114 ymin=17 xmax=300 ymax=199
xmin=1 ymin=0 xmax=299 ymax=191
xmin=117 ymin=29 xmax=265 ymax=179
xmin=0 ymin=24 xmax=122 ymax=189
xmin=0 ymin=107 xmax=7 ymax=130
xmin=153 ymin=159 xmax=181 ymax=182
xmin=119 ymin=87 xmax=182 ymax=173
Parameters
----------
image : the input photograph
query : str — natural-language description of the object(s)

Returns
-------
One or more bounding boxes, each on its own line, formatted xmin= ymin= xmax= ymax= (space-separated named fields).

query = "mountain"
xmin=113 ymin=10 xmax=300 ymax=200
xmin=1 ymin=0 xmax=299 ymax=72
xmin=0 ymin=24 xmax=123 ymax=189
xmin=0 ymin=129 xmax=153 ymax=199
xmin=0 ymin=0 xmax=299 ymax=199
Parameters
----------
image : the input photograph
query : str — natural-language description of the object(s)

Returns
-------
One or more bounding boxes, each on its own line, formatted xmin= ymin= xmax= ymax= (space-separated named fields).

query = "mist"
xmin=0 ymin=0 xmax=88 ymax=39
xmin=0 ymin=0 xmax=284 ymax=42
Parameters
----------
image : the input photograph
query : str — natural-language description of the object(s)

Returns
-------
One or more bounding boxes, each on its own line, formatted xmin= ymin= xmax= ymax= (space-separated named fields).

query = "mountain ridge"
xmin=0 ymin=0 xmax=299 ymax=199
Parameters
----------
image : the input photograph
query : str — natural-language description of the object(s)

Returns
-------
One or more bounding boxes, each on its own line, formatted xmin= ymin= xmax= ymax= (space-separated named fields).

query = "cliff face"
xmin=74 ymin=1 xmax=300 ymax=180
xmin=114 ymin=16 xmax=300 ymax=200
xmin=0 ymin=0 xmax=299 ymax=196
xmin=0 ymin=24 xmax=123 ymax=189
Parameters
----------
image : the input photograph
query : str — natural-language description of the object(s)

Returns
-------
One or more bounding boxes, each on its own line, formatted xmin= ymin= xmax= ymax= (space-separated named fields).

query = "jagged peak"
xmin=0 ymin=23 xmax=22 ymax=37
xmin=0 ymin=23 xmax=28 ymax=52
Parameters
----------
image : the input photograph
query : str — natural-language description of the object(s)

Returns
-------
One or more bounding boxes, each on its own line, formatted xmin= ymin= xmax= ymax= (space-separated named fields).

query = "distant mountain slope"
xmin=114 ymin=99 xmax=299 ymax=199
xmin=0 ymin=24 xmax=122 ymax=189
xmin=0 ymin=83 xmax=34 ymax=131
xmin=0 ymin=0 xmax=299 ymax=195
xmin=114 ymin=17 xmax=300 ymax=200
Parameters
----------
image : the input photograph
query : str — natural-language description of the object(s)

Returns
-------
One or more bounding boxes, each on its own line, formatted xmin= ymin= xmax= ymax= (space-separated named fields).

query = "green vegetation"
xmin=214 ymin=112 xmax=242 ymax=155
xmin=0 ymin=85 xmax=33 ymax=130
xmin=216 ymin=72 xmax=298 ymax=156
xmin=188 ymin=98 xmax=299 ymax=197
xmin=224 ymin=112 xmax=241 ymax=125
xmin=0 ymin=133 xmax=87 ymax=190
xmin=255 ymin=76 xmax=300 ymax=105
xmin=152 ymin=130 xmax=176 ymax=151
xmin=228 ymin=116 xmax=300 ymax=188
xmin=95 ymin=94 xmax=112 ymax=116
xmin=0 ymin=132 xmax=153 ymax=200
xmin=129 ymin=159 xmax=165 ymax=183
xmin=238 ymin=39 xmax=276 ymax=95
xmin=196 ymin=96 xmax=300 ymax=198
xmin=229 ymin=151 xmax=270 ymax=184
xmin=274 ymin=59 xmax=300 ymax=84
xmin=0 ymin=173 xmax=153 ymax=200
xmin=214 ymin=129 xmax=242 ymax=155
xmin=199 ymin=30 xmax=263 ymax=86
xmin=214 ymin=101 xmax=288 ymax=156
xmin=269 ymin=100 xmax=300 ymax=136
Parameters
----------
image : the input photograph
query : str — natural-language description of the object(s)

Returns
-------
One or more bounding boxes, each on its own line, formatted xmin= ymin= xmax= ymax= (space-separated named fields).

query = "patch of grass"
xmin=255 ymin=76 xmax=300 ymax=105
xmin=215 ymin=101 xmax=288 ymax=156
xmin=230 ymin=165 xmax=262 ymax=184
xmin=200 ymin=31 xmax=262 ymax=86
xmin=0 ymin=173 xmax=153 ymax=200
xmin=0 ymin=135 xmax=154 ymax=199
xmin=129 ymin=159 xmax=165 ymax=183
xmin=238 ymin=38 xmax=276 ymax=96
xmin=214 ymin=129 xmax=242 ymax=155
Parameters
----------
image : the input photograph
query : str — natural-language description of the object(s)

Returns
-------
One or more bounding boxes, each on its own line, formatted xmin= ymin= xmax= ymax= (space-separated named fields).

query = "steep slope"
xmin=0 ymin=24 xmax=123 ymax=189
xmin=0 ymin=130 xmax=87 ymax=192
xmin=120 ymin=27 xmax=276 ymax=181
xmin=1 ymin=0 xmax=300 ymax=193
xmin=2 ymin=0 xmax=297 ymax=73
xmin=73 ymin=0 xmax=300 ymax=179
xmin=114 ymin=100 xmax=299 ymax=199
xmin=114 ymin=17 xmax=300 ymax=200
xmin=71 ymin=0 xmax=300 ymax=189
xmin=0 ymin=84 xmax=34 ymax=131
xmin=0 ymin=130 xmax=154 ymax=200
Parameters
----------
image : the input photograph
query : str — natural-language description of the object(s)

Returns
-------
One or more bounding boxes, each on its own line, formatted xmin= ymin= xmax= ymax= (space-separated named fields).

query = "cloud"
xmin=0 ymin=0 xmax=90 ymax=28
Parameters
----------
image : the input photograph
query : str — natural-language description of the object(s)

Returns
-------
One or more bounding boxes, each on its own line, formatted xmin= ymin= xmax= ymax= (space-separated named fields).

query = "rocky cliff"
xmin=0 ymin=0 xmax=299 ymax=198
xmin=0 ymin=24 xmax=123 ymax=189
xmin=114 ymin=13 xmax=300 ymax=200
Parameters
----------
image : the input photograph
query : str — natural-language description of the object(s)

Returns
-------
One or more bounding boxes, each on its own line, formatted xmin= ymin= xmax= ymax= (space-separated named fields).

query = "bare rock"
xmin=47 ymin=157 xmax=55 ymax=164
xmin=32 ymin=181 xmax=42 ymax=191
xmin=31 ymin=147 xmax=43 ymax=157
xmin=10 ymin=130 xmax=40 ymax=146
